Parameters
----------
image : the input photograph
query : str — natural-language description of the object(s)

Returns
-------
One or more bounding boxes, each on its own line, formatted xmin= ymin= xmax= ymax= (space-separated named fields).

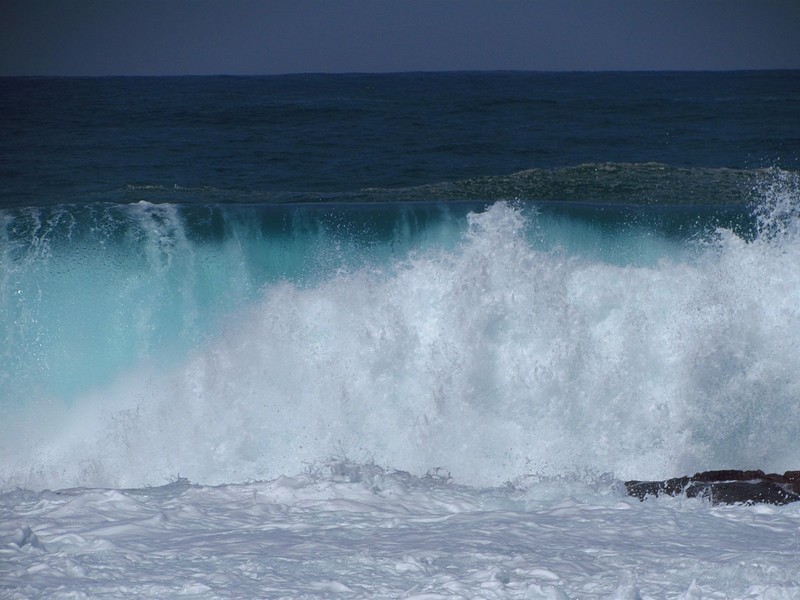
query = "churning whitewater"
xmin=4 ymin=183 xmax=800 ymax=599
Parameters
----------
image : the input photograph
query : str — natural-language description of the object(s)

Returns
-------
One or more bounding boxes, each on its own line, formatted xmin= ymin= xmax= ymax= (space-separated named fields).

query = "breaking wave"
xmin=1 ymin=169 xmax=799 ymax=491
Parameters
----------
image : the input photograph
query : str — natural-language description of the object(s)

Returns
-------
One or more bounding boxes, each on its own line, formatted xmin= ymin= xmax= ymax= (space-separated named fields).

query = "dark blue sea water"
xmin=2 ymin=72 xmax=798 ymax=207
xmin=1 ymin=72 xmax=800 ymax=490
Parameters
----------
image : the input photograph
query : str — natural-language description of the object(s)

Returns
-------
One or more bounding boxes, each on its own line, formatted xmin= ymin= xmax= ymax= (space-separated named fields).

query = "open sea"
xmin=2 ymin=71 xmax=800 ymax=598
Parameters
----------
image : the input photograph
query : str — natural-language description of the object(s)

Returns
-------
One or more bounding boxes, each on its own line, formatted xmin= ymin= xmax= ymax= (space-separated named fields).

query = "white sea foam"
xmin=2 ymin=463 xmax=800 ymax=598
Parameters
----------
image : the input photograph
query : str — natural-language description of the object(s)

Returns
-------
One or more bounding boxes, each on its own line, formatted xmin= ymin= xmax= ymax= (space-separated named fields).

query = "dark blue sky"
xmin=1 ymin=0 xmax=799 ymax=75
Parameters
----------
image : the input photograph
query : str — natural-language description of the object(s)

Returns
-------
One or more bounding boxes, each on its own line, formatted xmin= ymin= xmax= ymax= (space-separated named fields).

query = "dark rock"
xmin=625 ymin=470 xmax=800 ymax=506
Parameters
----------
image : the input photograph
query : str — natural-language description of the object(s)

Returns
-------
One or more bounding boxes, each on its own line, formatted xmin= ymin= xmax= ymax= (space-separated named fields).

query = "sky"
xmin=1 ymin=0 xmax=799 ymax=76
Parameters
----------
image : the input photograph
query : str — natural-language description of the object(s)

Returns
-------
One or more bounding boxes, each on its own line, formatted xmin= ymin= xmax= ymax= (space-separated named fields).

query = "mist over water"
xmin=2 ymin=169 xmax=799 ymax=492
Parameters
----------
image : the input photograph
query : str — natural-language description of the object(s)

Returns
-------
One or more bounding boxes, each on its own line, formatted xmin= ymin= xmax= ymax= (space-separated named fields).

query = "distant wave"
xmin=361 ymin=163 xmax=772 ymax=206
xmin=91 ymin=163 xmax=780 ymax=207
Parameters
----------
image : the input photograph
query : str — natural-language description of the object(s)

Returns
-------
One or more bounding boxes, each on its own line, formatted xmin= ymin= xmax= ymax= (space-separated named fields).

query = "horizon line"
xmin=3 ymin=68 xmax=800 ymax=78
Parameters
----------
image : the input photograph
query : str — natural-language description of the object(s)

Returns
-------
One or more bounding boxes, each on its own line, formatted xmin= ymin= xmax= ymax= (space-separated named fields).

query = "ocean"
xmin=2 ymin=71 xmax=800 ymax=598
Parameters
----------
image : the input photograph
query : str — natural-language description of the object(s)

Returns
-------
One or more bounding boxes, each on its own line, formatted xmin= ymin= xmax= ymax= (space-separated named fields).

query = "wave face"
xmin=2 ymin=169 xmax=799 ymax=491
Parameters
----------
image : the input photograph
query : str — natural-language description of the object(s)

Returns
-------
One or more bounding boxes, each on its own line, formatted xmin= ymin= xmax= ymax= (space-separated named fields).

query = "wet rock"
xmin=625 ymin=470 xmax=800 ymax=505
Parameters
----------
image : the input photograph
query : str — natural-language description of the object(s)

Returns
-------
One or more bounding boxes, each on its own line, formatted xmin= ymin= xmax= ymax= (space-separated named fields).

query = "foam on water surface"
xmin=2 ymin=463 xmax=800 ymax=599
